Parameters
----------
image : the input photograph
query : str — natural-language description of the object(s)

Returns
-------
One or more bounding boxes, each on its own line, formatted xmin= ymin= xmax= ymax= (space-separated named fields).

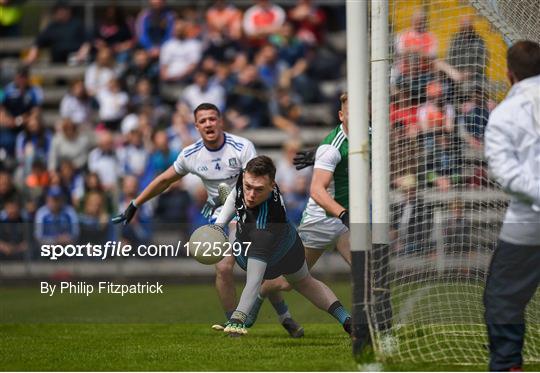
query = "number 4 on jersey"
xmin=215 ymin=163 xmax=221 ymax=171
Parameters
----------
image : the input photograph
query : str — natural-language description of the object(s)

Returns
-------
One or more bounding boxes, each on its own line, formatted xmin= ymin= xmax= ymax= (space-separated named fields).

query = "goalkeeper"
xmin=215 ymin=156 xmax=352 ymax=336
xmin=484 ymin=40 xmax=540 ymax=372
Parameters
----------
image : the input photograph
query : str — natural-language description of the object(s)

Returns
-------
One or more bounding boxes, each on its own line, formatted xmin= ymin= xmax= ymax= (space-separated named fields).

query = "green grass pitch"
xmin=1 ymin=281 xmax=539 ymax=371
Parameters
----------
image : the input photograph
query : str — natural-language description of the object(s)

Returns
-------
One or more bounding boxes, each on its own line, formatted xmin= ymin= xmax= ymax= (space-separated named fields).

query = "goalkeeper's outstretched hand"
xmin=224 ymin=319 xmax=247 ymax=336
xmin=111 ymin=201 xmax=137 ymax=225
xmin=293 ymin=148 xmax=316 ymax=170
xmin=201 ymin=196 xmax=221 ymax=219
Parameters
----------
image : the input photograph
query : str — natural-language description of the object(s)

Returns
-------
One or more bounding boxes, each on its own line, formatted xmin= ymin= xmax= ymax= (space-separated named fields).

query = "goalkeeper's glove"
xmin=339 ymin=210 xmax=350 ymax=229
xmin=201 ymin=196 xmax=222 ymax=219
xmin=293 ymin=148 xmax=316 ymax=170
xmin=111 ymin=201 xmax=137 ymax=225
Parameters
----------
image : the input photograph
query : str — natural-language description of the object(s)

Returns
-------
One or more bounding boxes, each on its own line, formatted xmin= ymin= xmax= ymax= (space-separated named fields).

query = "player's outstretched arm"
xmin=215 ymin=187 xmax=237 ymax=227
xmin=311 ymin=168 xmax=349 ymax=228
xmin=112 ymin=166 xmax=182 ymax=225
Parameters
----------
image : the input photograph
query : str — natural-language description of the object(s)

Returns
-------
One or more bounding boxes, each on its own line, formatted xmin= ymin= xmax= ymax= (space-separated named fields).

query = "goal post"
xmin=346 ymin=0 xmax=372 ymax=355
xmin=364 ymin=0 xmax=540 ymax=365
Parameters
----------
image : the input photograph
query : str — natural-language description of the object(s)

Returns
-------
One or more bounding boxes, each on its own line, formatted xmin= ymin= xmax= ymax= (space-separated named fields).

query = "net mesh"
xmin=369 ymin=0 xmax=539 ymax=364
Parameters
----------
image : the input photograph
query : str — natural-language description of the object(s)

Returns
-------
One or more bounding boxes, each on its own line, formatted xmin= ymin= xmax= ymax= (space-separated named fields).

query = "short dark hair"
xmin=507 ymin=40 xmax=540 ymax=81
xmin=193 ymin=103 xmax=220 ymax=120
xmin=244 ymin=156 xmax=276 ymax=181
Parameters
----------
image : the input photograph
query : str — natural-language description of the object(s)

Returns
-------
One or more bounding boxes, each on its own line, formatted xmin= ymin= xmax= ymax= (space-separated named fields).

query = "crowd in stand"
xmin=389 ymin=10 xmax=498 ymax=255
xmin=0 ymin=0 xmax=341 ymax=259
xmin=390 ymin=10 xmax=493 ymax=192
xmin=0 ymin=1 xmax=499 ymax=259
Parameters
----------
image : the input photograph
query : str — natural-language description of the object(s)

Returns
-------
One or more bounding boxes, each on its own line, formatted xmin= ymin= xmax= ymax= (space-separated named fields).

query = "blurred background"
xmin=0 ymin=0 xmax=512 ymax=280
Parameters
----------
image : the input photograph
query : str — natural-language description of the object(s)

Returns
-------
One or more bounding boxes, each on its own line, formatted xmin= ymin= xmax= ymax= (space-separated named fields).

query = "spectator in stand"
xmin=25 ymin=2 xmax=90 ymax=65
xmin=417 ymin=80 xmax=457 ymax=190
xmin=205 ymin=0 xmax=243 ymax=60
xmin=78 ymin=191 xmax=113 ymax=246
xmin=226 ymin=64 xmax=270 ymax=130
xmin=395 ymin=9 xmax=438 ymax=67
xmin=417 ymin=80 xmax=454 ymax=135
xmin=87 ymin=130 xmax=122 ymax=192
xmin=34 ymin=186 xmax=79 ymax=246
xmin=117 ymin=124 xmax=148 ymax=179
xmin=393 ymin=10 xmax=437 ymax=100
xmin=60 ymin=79 xmax=94 ymax=127
xmin=270 ymin=88 xmax=301 ymax=135
xmin=78 ymin=172 xmax=114 ymax=214
xmin=254 ymin=44 xmax=283 ymax=90
xmin=0 ymin=168 xmax=19 ymax=210
xmin=243 ymin=0 xmax=286 ymax=47
xmin=130 ymin=78 xmax=162 ymax=113
xmin=287 ymin=0 xmax=327 ymax=46
xmin=15 ymin=110 xmax=52 ymax=178
xmin=457 ymin=82 xmax=491 ymax=151
xmin=178 ymin=70 xmax=226 ymax=114
xmin=24 ymin=159 xmax=50 ymax=195
xmin=93 ymin=5 xmax=135 ymax=64
xmin=166 ymin=110 xmax=199 ymax=152
xmin=390 ymin=81 xmax=419 ymax=138
xmin=121 ymin=49 xmax=159 ymax=95
xmin=159 ymin=19 xmax=203 ymax=84
xmin=269 ymin=22 xmax=315 ymax=102
xmin=48 ymin=118 xmax=93 ymax=172
xmin=0 ymin=66 xmax=43 ymax=158
xmin=0 ymin=198 xmax=29 ymax=259
xmin=84 ymin=47 xmax=117 ymax=97
xmin=136 ymin=0 xmax=176 ymax=59
xmin=96 ymin=78 xmax=129 ymax=131
xmin=146 ymin=129 xmax=179 ymax=177
xmin=57 ymin=158 xmax=84 ymax=207
xmin=0 ymin=0 xmax=23 ymax=37
xmin=118 ymin=175 xmax=152 ymax=247
xmin=447 ymin=16 xmax=488 ymax=82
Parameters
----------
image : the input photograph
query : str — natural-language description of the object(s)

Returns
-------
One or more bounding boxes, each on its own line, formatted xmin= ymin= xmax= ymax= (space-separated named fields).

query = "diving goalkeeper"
xmin=214 ymin=155 xmax=352 ymax=336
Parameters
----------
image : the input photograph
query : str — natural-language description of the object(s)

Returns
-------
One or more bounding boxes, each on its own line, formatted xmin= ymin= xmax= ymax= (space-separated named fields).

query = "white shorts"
xmin=298 ymin=215 xmax=348 ymax=250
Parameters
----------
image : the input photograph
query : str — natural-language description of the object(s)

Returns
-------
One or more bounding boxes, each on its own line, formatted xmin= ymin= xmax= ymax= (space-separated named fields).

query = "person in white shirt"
xmin=159 ymin=19 xmax=202 ymax=83
xmin=178 ymin=70 xmax=226 ymax=113
xmin=88 ymin=130 xmax=123 ymax=191
xmin=112 ymin=103 xmax=303 ymax=336
xmin=84 ymin=47 xmax=117 ymax=97
xmin=60 ymin=79 xmax=93 ymax=126
xmin=96 ymin=78 xmax=129 ymax=131
xmin=483 ymin=40 xmax=540 ymax=372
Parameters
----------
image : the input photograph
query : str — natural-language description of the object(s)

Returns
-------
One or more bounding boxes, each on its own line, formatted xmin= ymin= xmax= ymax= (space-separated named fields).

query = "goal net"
xmin=368 ymin=0 xmax=539 ymax=365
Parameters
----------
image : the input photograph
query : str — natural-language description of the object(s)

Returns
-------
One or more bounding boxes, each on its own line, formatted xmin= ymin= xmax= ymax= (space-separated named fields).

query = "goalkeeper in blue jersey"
xmin=483 ymin=40 xmax=540 ymax=372
xmin=214 ymin=156 xmax=352 ymax=336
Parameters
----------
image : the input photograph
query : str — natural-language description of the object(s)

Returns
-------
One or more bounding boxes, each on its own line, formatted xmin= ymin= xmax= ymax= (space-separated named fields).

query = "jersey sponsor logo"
xmin=228 ymin=158 xmax=238 ymax=167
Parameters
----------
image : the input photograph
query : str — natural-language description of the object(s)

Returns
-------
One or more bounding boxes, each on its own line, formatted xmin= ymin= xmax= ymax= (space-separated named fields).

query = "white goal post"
xmin=362 ymin=0 xmax=540 ymax=365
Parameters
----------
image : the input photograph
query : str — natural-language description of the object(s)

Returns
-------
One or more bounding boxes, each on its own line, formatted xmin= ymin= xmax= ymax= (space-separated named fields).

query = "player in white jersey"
xmin=112 ymin=103 xmax=303 ymax=337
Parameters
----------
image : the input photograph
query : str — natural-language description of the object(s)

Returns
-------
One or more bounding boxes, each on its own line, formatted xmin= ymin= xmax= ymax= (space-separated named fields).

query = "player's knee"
xmin=278 ymin=278 xmax=293 ymax=292
xmin=215 ymin=258 xmax=235 ymax=277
